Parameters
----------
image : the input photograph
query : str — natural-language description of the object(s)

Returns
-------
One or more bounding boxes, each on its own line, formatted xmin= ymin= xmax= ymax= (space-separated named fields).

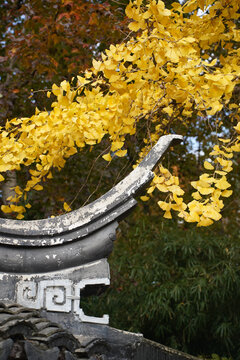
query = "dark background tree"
xmin=82 ymin=206 xmax=240 ymax=359
xmin=0 ymin=0 xmax=128 ymax=122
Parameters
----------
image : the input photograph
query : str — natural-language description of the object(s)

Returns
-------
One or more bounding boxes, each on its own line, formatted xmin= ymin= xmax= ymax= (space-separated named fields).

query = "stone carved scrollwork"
xmin=74 ymin=278 xmax=110 ymax=324
xmin=17 ymin=281 xmax=40 ymax=308
xmin=17 ymin=280 xmax=72 ymax=312
xmin=42 ymin=280 xmax=72 ymax=313
xmin=16 ymin=278 xmax=109 ymax=324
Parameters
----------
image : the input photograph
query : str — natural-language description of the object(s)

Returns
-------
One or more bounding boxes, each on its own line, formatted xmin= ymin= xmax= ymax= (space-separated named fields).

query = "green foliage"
xmin=81 ymin=205 xmax=240 ymax=359
xmin=201 ymin=354 xmax=232 ymax=360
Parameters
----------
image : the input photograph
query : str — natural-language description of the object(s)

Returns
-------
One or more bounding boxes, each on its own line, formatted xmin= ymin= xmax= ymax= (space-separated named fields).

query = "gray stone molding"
xmin=0 ymin=259 xmax=110 ymax=324
xmin=0 ymin=221 xmax=118 ymax=273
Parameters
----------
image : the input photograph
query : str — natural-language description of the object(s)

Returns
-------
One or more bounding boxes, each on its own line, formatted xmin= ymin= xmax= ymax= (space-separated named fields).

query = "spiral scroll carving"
xmin=16 ymin=278 xmax=109 ymax=324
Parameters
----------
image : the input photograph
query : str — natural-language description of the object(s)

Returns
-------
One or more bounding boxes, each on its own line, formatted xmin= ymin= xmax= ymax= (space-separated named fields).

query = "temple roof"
xmin=0 ymin=302 xmax=200 ymax=360
xmin=0 ymin=302 xmax=88 ymax=359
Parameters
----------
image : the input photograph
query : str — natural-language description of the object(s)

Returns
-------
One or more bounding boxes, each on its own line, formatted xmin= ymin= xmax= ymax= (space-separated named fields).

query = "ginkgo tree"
xmin=0 ymin=0 xmax=239 ymax=225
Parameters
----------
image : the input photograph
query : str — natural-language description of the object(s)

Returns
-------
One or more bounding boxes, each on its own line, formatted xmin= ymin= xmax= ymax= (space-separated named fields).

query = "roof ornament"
xmin=0 ymin=134 xmax=182 ymax=328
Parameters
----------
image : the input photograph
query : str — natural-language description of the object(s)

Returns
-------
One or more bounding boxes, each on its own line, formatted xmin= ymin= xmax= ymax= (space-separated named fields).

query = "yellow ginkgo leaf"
xmin=14 ymin=186 xmax=22 ymax=195
xmin=222 ymin=151 xmax=233 ymax=159
xmin=147 ymin=186 xmax=155 ymax=194
xmin=115 ymin=150 xmax=127 ymax=157
xmin=34 ymin=184 xmax=43 ymax=191
xmin=222 ymin=165 xmax=233 ymax=173
xmin=186 ymin=212 xmax=200 ymax=223
xmin=102 ymin=153 xmax=112 ymax=162
xmin=63 ymin=202 xmax=72 ymax=212
xmin=234 ymin=122 xmax=240 ymax=133
xmin=163 ymin=210 xmax=172 ymax=219
xmin=192 ymin=191 xmax=202 ymax=200
xmin=215 ymin=177 xmax=231 ymax=190
xmin=216 ymin=157 xmax=232 ymax=167
xmin=60 ymin=80 xmax=70 ymax=92
xmin=158 ymin=201 xmax=171 ymax=211
xmin=10 ymin=204 xmax=25 ymax=213
xmin=1 ymin=205 xmax=12 ymax=214
xmin=128 ymin=21 xmax=144 ymax=32
xmin=156 ymin=184 xmax=169 ymax=192
xmin=173 ymin=193 xmax=183 ymax=205
xmin=165 ymin=178 xmax=174 ymax=186
xmin=197 ymin=216 xmax=214 ymax=227
xmin=203 ymin=208 xmax=222 ymax=221
xmin=111 ymin=141 xmax=124 ymax=152
xmin=163 ymin=106 xmax=173 ymax=116
xmin=231 ymin=144 xmax=240 ymax=152
xmin=159 ymin=166 xmax=170 ymax=175
xmin=211 ymin=189 xmax=222 ymax=200
xmin=140 ymin=196 xmax=150 ymax=201
xmin=153 ymin=176 xmax=165 ymax=184
xmin=92 ymin=59 xmax=102 ymax=72
xmin=221 ymin=190 xmax=233 ymax=197
xmin=168 ymin=185 xmax=184 ymax=196
xmin=198 ymin=187 xmax=214 ymax=195
xmin=218 ymin=138 xmax=230 ymax=143
xmin=198 ymin=180 xmax=211 ymax=188
xmin=204 ymin=161 xmax=214 ymax=170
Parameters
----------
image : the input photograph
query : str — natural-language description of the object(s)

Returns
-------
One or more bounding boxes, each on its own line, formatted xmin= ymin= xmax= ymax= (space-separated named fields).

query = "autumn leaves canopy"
xmin=0 ymin=0 xmax=239 ymax=225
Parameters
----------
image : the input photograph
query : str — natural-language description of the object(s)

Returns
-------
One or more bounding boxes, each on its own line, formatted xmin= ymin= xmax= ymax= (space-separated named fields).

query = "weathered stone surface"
xmin=0 ymin=302 xmax=201 ymax=360
xmin=24 ymin=341 xmax=59 ymax=360
xmin=0 ymin=302 xmax=91 ymax=359
xmin=133 ymin=338 xmax=201 ymax=360
xmin=0 ymin=259 xmax=110 ymax=326
xmin=64 ymin=350 xmax=82 ymax=360
xmin=0 ymin=338 xmax=13 ymax=360
xmin=0 ymin=222 xmax=118 ymax=273
xmin=0 ymin=303 xmax=79 ymax=350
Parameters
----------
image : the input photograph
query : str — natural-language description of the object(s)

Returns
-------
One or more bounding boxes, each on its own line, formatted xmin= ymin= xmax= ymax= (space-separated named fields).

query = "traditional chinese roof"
xmin=0 ymin=302 xmax=88 ymax=359
xmin=0 ymin=302 xmax=201 ymax=360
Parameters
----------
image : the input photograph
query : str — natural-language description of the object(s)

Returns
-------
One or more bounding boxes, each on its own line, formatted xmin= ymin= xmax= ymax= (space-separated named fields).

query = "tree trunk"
xmin=2 ymin=170 xmax=17 ymax=205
